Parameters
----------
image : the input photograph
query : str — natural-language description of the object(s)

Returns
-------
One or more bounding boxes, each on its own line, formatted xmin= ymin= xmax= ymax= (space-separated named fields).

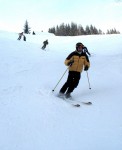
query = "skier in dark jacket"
xmin=17 ymin=32 xmax=23 ymax=40
xmin=41 ymin=40 xmax=48 ymax=50
xmin=23 ymin=35 xmax=26 ymax=41
xmin=59 ymin=42 xmax=90 ymax=98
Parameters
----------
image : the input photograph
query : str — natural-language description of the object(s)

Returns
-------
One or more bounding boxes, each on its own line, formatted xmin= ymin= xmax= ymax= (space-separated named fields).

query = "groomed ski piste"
xmin=0 ymin=30 xmax=122 ymax=150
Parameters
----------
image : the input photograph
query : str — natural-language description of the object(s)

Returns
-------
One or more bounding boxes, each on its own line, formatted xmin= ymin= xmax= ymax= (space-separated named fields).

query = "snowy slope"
xmin=0 ymin=31 xmax=122 ymax=150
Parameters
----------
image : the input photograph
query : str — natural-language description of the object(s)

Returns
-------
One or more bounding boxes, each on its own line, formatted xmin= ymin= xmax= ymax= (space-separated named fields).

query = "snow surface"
xmin=0 ymin=31 xmax=122 ymax=150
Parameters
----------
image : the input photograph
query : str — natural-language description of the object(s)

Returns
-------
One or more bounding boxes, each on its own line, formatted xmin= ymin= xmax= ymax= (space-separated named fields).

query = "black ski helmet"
xmin=76 ymin=42 xmax=84 ymax=50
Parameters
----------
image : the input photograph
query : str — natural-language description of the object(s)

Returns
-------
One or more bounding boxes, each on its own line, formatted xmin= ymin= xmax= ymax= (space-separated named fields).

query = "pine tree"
xmin=78 ymin=25 xmax=85 ymax=35
xmin=85 ymin=25 xmax=91 ymax=35
xmin=106 ymin=28 xmax=120 ymax=34
xmin=23 ymin=20 xmax=31 ymax=34
xmin=70 ymin=22 xmax=78 ymax=36
xmin=65 ymin=24 xmax=71 ymax=36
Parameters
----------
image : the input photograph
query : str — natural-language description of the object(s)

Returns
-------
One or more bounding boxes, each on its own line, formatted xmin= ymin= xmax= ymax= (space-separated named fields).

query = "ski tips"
xmin=82 ymin=102 xmax=92 ymax=105
xmin=87 ymin=102 xmax=92 ymax=105
xmin=73 ymin=104 xmax=80 ymax=107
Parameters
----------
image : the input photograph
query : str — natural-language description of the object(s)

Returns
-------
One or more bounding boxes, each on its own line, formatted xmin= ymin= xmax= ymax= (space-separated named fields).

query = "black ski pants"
xmin=17 ymin=35 xmax=22 ymax=40
xmin=42 ymin=44 xmax=46 ymax=49
xmin=60 ymin=71 xmax=81 ymax=94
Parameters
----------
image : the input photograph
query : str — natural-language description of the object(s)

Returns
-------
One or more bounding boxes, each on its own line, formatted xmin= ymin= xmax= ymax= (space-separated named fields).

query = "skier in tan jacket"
xmin=59 ymin=42 xmax=90 ymax=98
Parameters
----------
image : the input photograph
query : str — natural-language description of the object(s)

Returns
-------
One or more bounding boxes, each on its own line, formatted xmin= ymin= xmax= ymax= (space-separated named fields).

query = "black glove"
xmin=67 ymin=60 xmax=74 ymax=66
xmin=83 ymin=46 xmax=87 ymax=51
xmin=84 ymin=66 xmax=89 ymax=71
xmin=83 ymin=47 xmax=91 ymax=56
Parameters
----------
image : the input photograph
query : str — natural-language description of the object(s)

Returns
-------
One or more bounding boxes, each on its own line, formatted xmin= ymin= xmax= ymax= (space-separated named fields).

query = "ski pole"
xmin=86 ymin=71 xmax=91 ymax=89
xmin=52 ymin=67 xmax=69 ymax=92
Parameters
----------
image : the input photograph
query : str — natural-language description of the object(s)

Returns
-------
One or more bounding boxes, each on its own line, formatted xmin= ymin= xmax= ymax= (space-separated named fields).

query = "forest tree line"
xmin=23 ymin=20 xmax=120 ymax=36
xmin=48 ymin=22 xmax=120 ymax=36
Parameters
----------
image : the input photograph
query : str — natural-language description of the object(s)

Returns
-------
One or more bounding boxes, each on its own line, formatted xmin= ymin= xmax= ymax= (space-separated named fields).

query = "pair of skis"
xmin=57 ymin=95 xmax=92 ymax=107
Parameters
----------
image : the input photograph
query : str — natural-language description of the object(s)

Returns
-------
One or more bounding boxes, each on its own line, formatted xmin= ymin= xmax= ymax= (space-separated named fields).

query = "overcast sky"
xmin=0 ymin=0 xmax=122 ymax=33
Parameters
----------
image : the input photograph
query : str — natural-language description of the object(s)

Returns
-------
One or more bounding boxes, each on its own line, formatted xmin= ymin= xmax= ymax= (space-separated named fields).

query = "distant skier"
xmin=17 ymin=32 xmax=23 ymax=40
xmin=32 ymin=31 xmax=36 ymax=35
xmin=23 ymin=35 xmax=26 ymax=41
xmin=41 ymin=39 xmax=48 ymax=50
